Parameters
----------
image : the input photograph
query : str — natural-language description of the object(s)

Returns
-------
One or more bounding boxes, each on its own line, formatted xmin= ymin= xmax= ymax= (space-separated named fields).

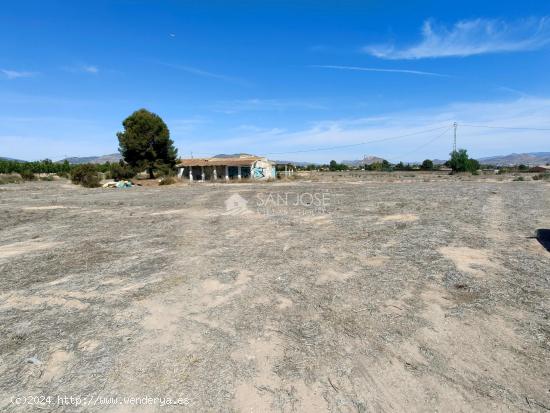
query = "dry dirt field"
xmin=1 ymin=172 xmax=549 ymax=412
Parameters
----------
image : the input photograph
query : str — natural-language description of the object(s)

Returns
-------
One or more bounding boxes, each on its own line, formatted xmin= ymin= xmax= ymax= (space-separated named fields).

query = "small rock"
xmin=25 ymin=356 xmax=42 ymax=365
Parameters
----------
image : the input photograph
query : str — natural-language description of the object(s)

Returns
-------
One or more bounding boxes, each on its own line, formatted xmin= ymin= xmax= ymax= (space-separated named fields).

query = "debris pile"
xmin=102 ymin=180 xmax=133 ymax=189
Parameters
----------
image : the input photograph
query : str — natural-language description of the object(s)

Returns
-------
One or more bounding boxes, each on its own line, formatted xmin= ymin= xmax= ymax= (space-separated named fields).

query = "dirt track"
xmin=1 ymin=174 xmax=549 ymax=412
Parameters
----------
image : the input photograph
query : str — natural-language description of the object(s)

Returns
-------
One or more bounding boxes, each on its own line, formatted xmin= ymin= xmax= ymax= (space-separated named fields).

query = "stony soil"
xmin=0 ymin=173 xmax=549 ymax=412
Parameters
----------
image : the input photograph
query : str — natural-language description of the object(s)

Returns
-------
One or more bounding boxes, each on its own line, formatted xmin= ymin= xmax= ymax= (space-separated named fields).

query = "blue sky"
xmin=1 ymin=0 xmax=549 ymax=162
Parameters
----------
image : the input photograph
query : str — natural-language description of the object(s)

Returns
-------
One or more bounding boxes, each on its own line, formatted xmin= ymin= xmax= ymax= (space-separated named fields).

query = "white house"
xmin=176 ymin=155 xmax=276 ymax=181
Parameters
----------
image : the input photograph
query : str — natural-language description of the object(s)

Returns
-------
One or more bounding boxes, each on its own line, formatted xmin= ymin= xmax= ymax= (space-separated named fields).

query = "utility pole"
xmin=453 ymin=122 xmax=457 ymax=153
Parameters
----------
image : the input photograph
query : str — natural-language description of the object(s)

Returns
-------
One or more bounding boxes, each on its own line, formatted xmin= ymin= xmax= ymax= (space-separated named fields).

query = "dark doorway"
xmin=191 ymin=166 xmax=202 ymax=180
xmin=228 ymin=166 xmax=239 ymax=179
xmin=241 ymin=166 xmax=251 ymax=179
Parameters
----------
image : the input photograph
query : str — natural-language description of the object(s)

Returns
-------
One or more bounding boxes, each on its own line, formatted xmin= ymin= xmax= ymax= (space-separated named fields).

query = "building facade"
xmin=176 ymin=155 xmax=276 ymax=181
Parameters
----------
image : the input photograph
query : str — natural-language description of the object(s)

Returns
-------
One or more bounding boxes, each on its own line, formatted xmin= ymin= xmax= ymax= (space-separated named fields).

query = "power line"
xmin=183 ymin=121 xmax=548 ymax=159
xmin=262 ymin=124 xmax=450 ymax=156
xmin=459 ymin=123 xmax=550 ymax=131
xmin=388 ymin=126 xmax=452 ymax=162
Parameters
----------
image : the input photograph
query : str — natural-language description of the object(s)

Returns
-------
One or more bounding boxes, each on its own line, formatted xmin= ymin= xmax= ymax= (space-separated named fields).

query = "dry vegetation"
xmin=0 ymin=172 xmax=549 ymax=412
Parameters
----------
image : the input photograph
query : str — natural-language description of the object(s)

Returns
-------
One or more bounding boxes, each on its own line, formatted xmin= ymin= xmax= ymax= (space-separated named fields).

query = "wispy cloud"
xmin=63 ymin=64 xmax=100 ymax=74
xmin=310 ymin=64 xmax=450 ymax=77
xmin=211 ymin=98 xmax=326 ymax=114
xmin=154 ymin=61 xmax=248 ymax=86
xmin=203 ymin=97 xmax=550 ymax=162
xmin=363 ymin=17 xmax=550 ymax=59
xmin=1 ymin=69 xmax=37 ymax=79
xmin=168 ymin=118 xmax=208 ymax=135
xmin=82 ymin=65 xmax=99 ymax=74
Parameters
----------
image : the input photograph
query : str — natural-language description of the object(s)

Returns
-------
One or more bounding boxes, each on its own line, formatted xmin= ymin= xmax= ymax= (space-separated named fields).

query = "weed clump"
xmin=0 ymin=174 xmax=22 ymax=185
xmin=159 ymin=176 xmax=176 ymax=185
xmin=20 ymin=169 xmax=36 ymax=181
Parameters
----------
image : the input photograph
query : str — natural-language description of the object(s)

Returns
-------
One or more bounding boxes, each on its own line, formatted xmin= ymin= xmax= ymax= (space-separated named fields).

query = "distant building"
xmin=529 ymin=165 xmax=550 ymax=173
xmin=176 ymin=155 xmax=276 ymax=181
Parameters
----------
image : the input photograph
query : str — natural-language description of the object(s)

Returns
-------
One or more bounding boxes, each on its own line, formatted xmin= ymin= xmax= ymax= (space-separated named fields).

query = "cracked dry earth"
xmin=0 ymin=176 xmax=549 ymax=412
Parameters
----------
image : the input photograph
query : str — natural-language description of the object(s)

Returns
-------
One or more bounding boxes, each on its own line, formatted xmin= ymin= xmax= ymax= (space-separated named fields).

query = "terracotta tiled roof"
xmin=176 ymin=157 xmax=264 ymax=167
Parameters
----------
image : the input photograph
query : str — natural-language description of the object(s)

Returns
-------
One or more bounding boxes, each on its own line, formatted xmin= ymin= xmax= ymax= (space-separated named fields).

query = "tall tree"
xmin=117 ymin=109 xmax=178 ymax=179
xmin=448 ymin=149 xmax=479 ymax=173
xmin=421 ymin=159 xmax=434 ymax=170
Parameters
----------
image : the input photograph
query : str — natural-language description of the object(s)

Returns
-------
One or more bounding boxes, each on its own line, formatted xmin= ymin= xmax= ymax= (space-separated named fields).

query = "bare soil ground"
xmin=1 ymin=172 xmax=549 ymax=412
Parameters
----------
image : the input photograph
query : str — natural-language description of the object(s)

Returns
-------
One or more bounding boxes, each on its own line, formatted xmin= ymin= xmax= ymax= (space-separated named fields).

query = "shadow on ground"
xmin=536 ymin=229 xmax=550 ymax=252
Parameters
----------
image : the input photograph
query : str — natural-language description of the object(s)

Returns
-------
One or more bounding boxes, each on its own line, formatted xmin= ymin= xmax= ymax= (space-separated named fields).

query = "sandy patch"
xmin=232 ymin=335 xmax=283 ymax=411
xmin=150 ymin=208 xmax=212 ymax=218
xmin=302 ymin=215 xmax=331 ymax=225
xmin=381 ymin=213 xmax=419 ymax=223
xmin=23 ymin=206 xmax=68 ymax=210
xmin=42 ymin=350 xmax=75 ymax=382
xmin=276 ymin=296 xmax=293 ymax=310
xmin=316 ymin=268 xmax=352 ymax=284
xmin=0 ymin=294 xmax=89 ymax=310
xmin=0 ymin=240 xmax=60 ymax=259
xmin=150 ymin=209 xmax=186 ymax=216
xmin=78 ymin=339 xmax=101 ymax=352
xmin=438 ymin=246 xmax=500 ymax=277
xmin=359 ymin=255 xmax=389 ymax=267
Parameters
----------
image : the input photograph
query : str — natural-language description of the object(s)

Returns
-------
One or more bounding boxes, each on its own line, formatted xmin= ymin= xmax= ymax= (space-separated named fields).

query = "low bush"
xmin=0 ymin=174 xmax=22 ymax=185
xmin=71 ymin=164 xmax=101 ymax=188
xmin=20 ymin=169 xmax=36 ymax=181
xmin=513 ymin=176 xmax=525 ymax=181
xmin=532 ymin=173 xmax=550 ymax=181
xmin=40 ymin=175 xmax=55 ymax=181
xmin=155 ymin=164 xmax=176 ymax=178
xmin=108 ymin=163 xmax=136 ymax=181
xmin=158 ymin=176 xmax=176 ymax=185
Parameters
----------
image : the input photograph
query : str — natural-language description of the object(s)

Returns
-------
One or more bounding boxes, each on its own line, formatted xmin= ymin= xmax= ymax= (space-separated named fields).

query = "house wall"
xmin=251 ymin=160 xmax=274 ymax=180
xmin=177 ymin=158 xmax=275 ymax=181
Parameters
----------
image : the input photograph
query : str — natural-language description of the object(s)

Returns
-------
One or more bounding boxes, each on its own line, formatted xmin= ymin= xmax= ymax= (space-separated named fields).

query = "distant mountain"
xmin=342 ymin=155 xmax=386 ymax=166
xmin=212 ymin=153 xmax=254 ymax=158
xmin=274 ymin=160 xmax=316 ymax=167
xmin=59 ymin=153 xmax=122 ymax=164
xmin=0 ymin=156 xmax=27 ymax=162
xmin=477 ymin=152 xmax=550 ymax=166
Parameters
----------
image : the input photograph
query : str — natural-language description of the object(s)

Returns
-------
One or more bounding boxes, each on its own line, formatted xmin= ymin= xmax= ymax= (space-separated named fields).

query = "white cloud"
xmin=82 ymin=65 xmax=99 ymax=74
xmin=211 ymin=98 xmax=326 ymax=114
xmin=310 ymin=64 xmax=449 ymax=77
xmin=62 ymin=64 xmax=99 ymax=74
xmin=168 ymin=118 xmax=208 ymax=135
xmin=154 ymin=61 xmax=249 ymax=86
xmin=364 ymin=17 xmax=550 ymax=59
xmin=1 ymin=69 xmax=37 ymax=79
xmin=198 ymin=97 xmax=550 ymax=162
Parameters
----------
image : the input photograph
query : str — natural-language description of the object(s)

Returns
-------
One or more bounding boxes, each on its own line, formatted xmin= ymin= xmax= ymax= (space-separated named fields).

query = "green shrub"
xmin=40 ymin=175 xmax=55 ymax=181
xmin=71 ymin=164 xmax=101 ymax=188
xmin=513 ymin=176 xmax=525 ymax=181
xmin=20 ymin=169 xmax=36 ymax=180
xmin=532 ymin=173 xmax=550 ymax=181
xmin=108 ymin=163 xmax=136 ymax=181
xmin=81 ymin=174 xmax=101 ymax=188
xmin=155 ymin=164 xmax=176 ymax=177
